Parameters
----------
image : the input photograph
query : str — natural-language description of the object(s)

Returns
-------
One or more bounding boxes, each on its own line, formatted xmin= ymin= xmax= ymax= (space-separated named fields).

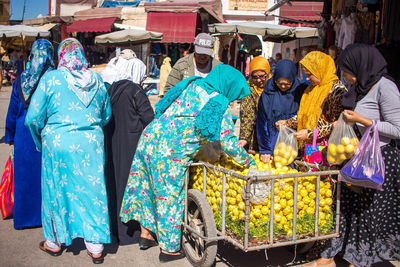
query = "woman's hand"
xmin=260 ymin=154 xmax=273 ymax=163
xmin=343 ymin=110 xmax=372 ymax=127
xmin=294 ymin=129 xmax=308 ymax=140
xmin=238 ymin=140 xmax=248 ymax=147
xmin=275 ymin=120 xmax=287 ymax=129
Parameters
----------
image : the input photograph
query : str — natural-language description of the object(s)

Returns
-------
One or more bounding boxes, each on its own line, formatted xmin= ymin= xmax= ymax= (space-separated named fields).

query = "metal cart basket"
xmin=182 ymin=161 xmax=341 ymax=267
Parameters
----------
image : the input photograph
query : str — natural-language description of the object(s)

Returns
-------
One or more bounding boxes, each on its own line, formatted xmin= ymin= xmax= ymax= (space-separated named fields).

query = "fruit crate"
xmin=182 ymin=160 xmax=341 ymax=267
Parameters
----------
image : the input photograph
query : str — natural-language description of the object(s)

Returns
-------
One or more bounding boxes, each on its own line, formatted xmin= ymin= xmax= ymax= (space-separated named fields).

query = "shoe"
xmin=39 ymin=241 xmax=63 ymax=257
xmin=302 ymin=260 xmax=336 ymax=267
xmin=159 ymin=250 xmax=186 ymax=263
xmin=139 ymin=237 xmax=158 ymax=250
xmin=87 ymin=251 xmax=104 ymax=264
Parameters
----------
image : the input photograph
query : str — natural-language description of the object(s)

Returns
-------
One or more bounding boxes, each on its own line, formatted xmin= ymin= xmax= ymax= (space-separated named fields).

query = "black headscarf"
xmin=337 ymin=43 xmax=392 ymax=109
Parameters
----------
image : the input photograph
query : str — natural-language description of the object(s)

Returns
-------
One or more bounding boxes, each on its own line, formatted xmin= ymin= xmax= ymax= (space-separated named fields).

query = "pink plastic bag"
xmin=340 ymin=121 xmax=385 ymax=190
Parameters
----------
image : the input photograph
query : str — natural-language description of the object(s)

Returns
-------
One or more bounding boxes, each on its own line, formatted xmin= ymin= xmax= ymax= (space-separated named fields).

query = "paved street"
xmin=0 ymin=86 xmax=398 ymax=267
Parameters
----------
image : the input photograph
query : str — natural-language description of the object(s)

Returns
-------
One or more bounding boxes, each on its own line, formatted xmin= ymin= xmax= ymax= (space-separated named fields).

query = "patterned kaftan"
xmin=25 ymin=70 xmax=112 ymax=245
xmin=120 ymin=84 xmax=255 ymax=252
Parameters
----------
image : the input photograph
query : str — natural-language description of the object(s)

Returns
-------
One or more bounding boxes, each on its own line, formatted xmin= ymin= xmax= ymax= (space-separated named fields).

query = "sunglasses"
xmin=251 ymin=74 xmax=267 ymax=80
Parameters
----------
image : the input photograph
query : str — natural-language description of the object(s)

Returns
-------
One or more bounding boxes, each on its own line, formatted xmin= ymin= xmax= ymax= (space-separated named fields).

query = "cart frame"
xmin=183 ymin=161 xmax=341 ymax=254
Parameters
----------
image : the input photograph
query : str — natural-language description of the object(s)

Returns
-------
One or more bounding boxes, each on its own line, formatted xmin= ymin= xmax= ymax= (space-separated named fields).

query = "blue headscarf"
xmin=260 ymin=59 xmax=307 ymax=127
xmin=18 ymin=39 xmax=54 ymax=108
xmin=155 ymin=64 xmax=250 ymax=141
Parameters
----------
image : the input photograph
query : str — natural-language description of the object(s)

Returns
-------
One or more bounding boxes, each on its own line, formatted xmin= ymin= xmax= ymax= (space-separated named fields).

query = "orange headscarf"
xmin=249 ymin=56 xmax=272 ymax=95
xmin=297 ymin=51 xmax=338 ymax=131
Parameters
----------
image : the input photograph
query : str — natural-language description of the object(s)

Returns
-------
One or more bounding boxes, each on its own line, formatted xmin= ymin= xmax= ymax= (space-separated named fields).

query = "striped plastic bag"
xmin=0 ymin=150 xmax=14 ymax=219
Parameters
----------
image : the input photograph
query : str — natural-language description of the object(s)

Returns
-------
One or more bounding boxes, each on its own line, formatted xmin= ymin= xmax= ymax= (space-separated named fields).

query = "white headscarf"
xmin=101 ymin=49 xmax=146 ymax=85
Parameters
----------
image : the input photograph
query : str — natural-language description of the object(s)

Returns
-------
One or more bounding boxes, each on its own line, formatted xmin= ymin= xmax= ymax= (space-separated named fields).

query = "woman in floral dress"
xmin=120 ymin=65 xmax=256 ymax=262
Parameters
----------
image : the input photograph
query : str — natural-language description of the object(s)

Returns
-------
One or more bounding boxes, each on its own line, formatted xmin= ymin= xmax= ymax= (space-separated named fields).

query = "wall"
xmin=0 ymin=0 xmax=9 ymax=25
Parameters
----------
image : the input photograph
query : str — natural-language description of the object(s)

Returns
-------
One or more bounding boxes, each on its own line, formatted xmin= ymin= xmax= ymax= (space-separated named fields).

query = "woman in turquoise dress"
xmin=25 ymin=38 xmax=112 ymax=264
xmin=120 ymin=65 xmax=256 ymax=262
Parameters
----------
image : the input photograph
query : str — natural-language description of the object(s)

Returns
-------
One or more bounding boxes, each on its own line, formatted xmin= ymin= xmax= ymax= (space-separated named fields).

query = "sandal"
xmin=139 ymin=237 xmax=158 ymax=250
xmin=39 ymin=241 xmax=62 ymax=257
xmin=159 ymin=250 xmax=186 ymax=263
xmin=87 ymin=251 xmax=104 ymax=264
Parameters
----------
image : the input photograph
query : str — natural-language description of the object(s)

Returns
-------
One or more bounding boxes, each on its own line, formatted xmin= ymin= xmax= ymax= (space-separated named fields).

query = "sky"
xmin=10 ymin=0 xmax=49 ymax=21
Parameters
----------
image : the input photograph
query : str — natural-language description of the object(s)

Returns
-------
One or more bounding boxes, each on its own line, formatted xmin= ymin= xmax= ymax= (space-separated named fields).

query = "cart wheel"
xmin=182 ymin=189 xmax=218 ymax=267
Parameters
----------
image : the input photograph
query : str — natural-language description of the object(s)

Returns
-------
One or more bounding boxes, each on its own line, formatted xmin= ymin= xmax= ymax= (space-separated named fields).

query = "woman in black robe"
xmin=103 ymin=54 xmax=154 ymax=245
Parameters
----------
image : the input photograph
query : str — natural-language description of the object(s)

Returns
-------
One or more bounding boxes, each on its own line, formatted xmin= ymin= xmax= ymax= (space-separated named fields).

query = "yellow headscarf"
xmin=249 ymin=56 xmax=272 ymax=95
xmin=297 ymin=51 xmax=338 ymax=131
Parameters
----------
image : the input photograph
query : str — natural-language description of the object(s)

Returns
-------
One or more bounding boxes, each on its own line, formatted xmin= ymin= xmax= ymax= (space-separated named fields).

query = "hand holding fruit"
xmin=275 ymin=120 xmax=287 ymax=129
xmin=343 ymin=110 xmax=372 ymax=127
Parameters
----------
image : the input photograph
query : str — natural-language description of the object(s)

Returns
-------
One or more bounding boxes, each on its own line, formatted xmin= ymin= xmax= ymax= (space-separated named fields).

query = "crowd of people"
xmin=3 ymin=32 xmax=400 ymax=267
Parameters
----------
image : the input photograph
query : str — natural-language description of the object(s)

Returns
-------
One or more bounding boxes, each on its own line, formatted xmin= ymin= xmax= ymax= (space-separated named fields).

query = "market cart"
xmin=182 ymin=161 xmax=340 ymax=267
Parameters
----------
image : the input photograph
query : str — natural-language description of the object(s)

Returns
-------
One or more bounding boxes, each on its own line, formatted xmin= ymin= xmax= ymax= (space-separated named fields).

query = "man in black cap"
xmin=163 ymin=33 xmax=221 ymax=94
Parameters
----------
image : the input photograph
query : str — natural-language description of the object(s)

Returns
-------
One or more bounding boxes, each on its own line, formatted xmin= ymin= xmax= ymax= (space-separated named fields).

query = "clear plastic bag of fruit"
xmin=273 ymin=125 xmax=298 ymax=168
xmin=327 ymin=114 xmax=359 ymax=165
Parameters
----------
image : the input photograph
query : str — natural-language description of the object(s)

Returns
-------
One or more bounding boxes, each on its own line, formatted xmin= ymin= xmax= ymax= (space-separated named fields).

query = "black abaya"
xmin=104 ymin=79 xmax=154 ymax=245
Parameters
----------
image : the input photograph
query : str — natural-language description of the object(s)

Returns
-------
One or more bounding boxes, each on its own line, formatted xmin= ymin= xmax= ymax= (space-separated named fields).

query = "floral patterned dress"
xmin=120 ymin=84 xmax=255 ymax=252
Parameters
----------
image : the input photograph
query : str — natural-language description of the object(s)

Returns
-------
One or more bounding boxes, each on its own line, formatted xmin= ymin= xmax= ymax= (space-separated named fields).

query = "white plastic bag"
xmin=273 ymin=125 xmax=298 ymax=168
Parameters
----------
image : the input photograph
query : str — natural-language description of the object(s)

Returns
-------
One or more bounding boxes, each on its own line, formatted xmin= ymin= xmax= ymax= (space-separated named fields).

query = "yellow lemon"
xmin=303 ymin=196 xmax=311 ymax=204
xmin=325 ymin=198 xmax=333 ymax=206
xmin=325 ymin=189 xmax=332 ymax=198
xmin=280 ymin=158 xmax=288 ymax=166
xmin=341 ymin=137 xmax=351 ymax=146
xmin=274 ymin=203 xmax=281 ymax=212
xmin=339 ymin=153 xmax=347 ymax=161
xmin=291 ymin=150 xmax=298 ymax=158
xmin=286 ymin=213 xmax=293 ymax=221
xmin=327 ymin=155 xmax=336 ymax=164
xmin=336 ymin=144 xmax=345 ymax=154
xmin=280 ymin=198 xmax=287 ymax=208
xmin=328 ymin=144 xmax=337 ymax=156
xmin=288 ymin=199 xmax=294 ymax=207
xmin=274 ymin=156 xmax=282 ymax=163
xmin=238 ymin=201 xmax=245 ymax=211
xmin=253 ymin=208 xmax=262 ymax=219
xmin=274 ymin=213 xmax=282 ymax=222
xmin=285 ymin=191 xmax=293 ymax=200
xmin=277 ymin=142 xmax=286 ymax=151
xmin=300 ymin=189 xmax=308 ymax=198
xmin=261 ymin=206 xmax=269 ymax=215
xmin=306 ymin=207 xmax=315 ymax=214
xmin=297 ymin=201 xmax=304 ymax=210
xmin=345 ymin=144 xmax=355 ymax=153
xmin=298 ymin=210 xmax=306 ymax=217
xmin=274 ymin=149 xmax=280 ymax=157
xmin=232 ymin=207 xmax=239 ymax=217
xmin=283 ymin=206 xmax=292 ymax=216
xmin=280 ymin=216 xmax=288 ymax=225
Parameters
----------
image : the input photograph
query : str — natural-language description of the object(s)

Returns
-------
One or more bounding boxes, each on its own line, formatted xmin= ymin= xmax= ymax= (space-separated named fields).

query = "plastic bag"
xmin=241 ymin=167 xmax=272 ymax=204
xmin=194 ymin=141 xmax=223 ymax=164
xmin=273 ymin=125 xmax=298 ymax=168
xmin=304 ymin=128 xmax=328 ymax=166
xmin=0 ymin=150 xmax=14 ymax=219
xmin=340 ymin=121 xmax=385 ymax=190
xmin=327 ymin=114 xmax=359 ymax=165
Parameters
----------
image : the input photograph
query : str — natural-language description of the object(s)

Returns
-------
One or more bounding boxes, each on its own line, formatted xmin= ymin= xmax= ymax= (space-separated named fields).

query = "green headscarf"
xmin=155 ymin=64 xmax=250 ymax=141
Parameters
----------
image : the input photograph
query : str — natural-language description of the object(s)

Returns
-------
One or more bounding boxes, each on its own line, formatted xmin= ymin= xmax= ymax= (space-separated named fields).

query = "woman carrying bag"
xmin=304 ymin=44 xmax=400 ymax=267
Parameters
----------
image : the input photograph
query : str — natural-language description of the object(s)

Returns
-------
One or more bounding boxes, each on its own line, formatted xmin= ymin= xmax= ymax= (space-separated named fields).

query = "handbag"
xmin=304 ymin=128 xmax=328 ymax=166
xmin=0 ymin=150 xmax=14 ymax=219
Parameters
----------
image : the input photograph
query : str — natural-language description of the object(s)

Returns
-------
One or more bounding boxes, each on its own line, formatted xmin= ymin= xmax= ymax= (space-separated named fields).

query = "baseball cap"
xmin=194 ymin=33 xmax=214 ymax=56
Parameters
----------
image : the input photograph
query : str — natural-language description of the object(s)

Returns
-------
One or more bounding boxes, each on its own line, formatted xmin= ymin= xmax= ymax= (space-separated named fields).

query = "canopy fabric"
xmin=33 ymin=23 xmax=57 ymax=31
xmin=208 ymin=21 xmax=318 ymax=41
xmin=101 ymin=0 xmax=141 ymax=8
xmin=280 ymin=1 xmax=323 ymax=25
xmin=0 ymin=25 xmax=50 ymax=37
xmin=95 ymin=29 xmax=163 ymax=45
xmin=146 ymin=12 xmax=197 ymax=43
xmin=66 ymin=17 xmax=116 ymax=33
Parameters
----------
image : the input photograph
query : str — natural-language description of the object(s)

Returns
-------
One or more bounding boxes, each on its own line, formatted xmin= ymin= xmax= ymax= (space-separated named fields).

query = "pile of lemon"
xmin=273 ymin=142 xmax=298 ymax=168
xmin=327 ymin=137 xmax=359 ymax=165
xmin=190 ymin=154 xmax=334 ymax=239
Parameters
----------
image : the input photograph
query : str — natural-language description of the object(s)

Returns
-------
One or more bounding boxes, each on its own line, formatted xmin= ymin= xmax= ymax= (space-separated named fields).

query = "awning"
xmin=66 ymin=17 xmax=116 ymax=33
xmin=146 ymin=12 xmax=197 ymax=43
xmin=209 ymin=21 xmax=318 ymax=42
xmin=33 ymin=23 xmax=57 ymax=31
xmin=0 ymin=25 xmax=50 ymax=37
xmin=280 ymin=1 xmax=323 ymax=26
xmin=95 ymin=29 xmax=163 ymax=46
